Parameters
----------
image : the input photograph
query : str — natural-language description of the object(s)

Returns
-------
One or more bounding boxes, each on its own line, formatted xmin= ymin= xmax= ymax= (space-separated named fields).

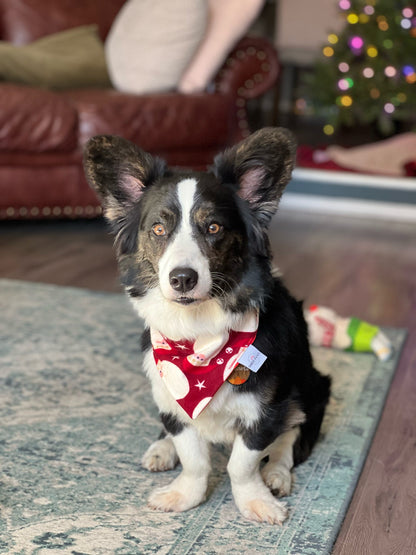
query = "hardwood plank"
xmin=0 ymin=221 xmax=120 ymax=292
xmin=333 ymin=329 xmax=416 ymax=555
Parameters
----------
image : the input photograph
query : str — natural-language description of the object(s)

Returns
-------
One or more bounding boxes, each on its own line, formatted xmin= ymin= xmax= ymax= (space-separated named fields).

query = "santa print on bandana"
xmin=151 ymin=311 xmax=259 ymax=419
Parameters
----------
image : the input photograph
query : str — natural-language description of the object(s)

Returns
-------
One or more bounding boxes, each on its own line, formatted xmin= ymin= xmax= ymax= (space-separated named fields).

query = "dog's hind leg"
xmin=261 ymin=427 xmax=299 ymax=497
xmin=142 ymin=435 xmax=179 ymax=472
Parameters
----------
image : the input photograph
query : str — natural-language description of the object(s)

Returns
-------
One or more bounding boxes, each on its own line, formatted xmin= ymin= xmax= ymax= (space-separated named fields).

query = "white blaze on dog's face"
xmin=132 ymin=169 xmax=251 ymax=317
xmin=158 ymin=178 xmax=212 ymax=304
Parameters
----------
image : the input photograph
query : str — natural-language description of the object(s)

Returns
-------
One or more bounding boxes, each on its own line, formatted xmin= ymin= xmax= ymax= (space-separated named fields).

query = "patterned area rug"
xmin=0 ymin=279 xmax=406 ymax=554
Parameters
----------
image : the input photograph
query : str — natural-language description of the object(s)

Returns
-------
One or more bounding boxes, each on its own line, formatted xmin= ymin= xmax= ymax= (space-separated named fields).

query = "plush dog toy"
xmin=305 ymin=305 xmax=393 ymax=361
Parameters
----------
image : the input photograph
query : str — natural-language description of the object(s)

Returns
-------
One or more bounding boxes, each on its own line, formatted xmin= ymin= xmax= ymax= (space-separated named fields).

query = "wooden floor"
xmin=1 ymin=212 xmax=415 ymax=553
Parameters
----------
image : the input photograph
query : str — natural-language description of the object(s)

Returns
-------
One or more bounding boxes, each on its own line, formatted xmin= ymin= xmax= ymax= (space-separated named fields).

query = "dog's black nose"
xmin=169 ymin=267 xmax=198 ymax=293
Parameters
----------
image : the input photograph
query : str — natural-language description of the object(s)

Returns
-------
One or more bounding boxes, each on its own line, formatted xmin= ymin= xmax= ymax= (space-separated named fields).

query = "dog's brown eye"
xmin=152 ymin=224 xmax=166 ymax=236
xmin=208 ymin=223 xmax=221 ymax=234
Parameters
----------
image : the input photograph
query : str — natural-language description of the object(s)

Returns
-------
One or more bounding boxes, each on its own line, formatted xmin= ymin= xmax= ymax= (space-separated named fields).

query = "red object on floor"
xmin=296 ymin=145 xmax=355 ymax=172
xmin=297 ymin=145 xmax=416 ymax=177
xmin=404 ymin=161 xmax=416 ymax=176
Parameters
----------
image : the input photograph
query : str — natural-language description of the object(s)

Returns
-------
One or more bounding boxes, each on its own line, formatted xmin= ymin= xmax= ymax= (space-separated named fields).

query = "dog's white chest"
xmin=143 ymin=350 xmax=261 ymax=443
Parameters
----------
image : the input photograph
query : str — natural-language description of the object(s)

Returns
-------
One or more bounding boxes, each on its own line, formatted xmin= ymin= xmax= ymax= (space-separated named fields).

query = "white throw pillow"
xmin=105 ymin=0 xmax=208 ymax=94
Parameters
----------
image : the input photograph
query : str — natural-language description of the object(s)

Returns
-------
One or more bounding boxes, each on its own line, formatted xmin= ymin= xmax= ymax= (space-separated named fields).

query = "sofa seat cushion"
xmin=0 ymin=84 xmax=77 ymax=152
xmin=62 ymin=89 xmax=235 ymax=153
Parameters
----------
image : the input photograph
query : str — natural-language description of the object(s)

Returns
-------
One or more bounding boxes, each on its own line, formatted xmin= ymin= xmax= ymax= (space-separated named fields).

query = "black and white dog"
xmin=84 ymin=128 xmax=330 ymax=525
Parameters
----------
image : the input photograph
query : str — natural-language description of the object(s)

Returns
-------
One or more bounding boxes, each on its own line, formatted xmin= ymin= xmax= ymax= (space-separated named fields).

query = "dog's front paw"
xmin=261 ymin=463 xmax=292 ymax=497
xmin=148 ymin=474 xmax=207 ymax=513
xmin=241 ymin=497 xmax=287 ymax=525
xmin=142 ymin=437 xmax=179 ymax=472
xmin=148 ymin=487 xmax=197 ymax=513
xmin=233 ymin=483 xmax=288 ymax=525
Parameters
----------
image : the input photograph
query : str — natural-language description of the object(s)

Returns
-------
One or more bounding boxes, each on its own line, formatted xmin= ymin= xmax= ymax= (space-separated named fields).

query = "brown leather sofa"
xmin=0 ymin=0 xmax=279 ymax=220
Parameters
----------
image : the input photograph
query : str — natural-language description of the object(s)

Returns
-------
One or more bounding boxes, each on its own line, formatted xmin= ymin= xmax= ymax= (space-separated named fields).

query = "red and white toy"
xmin=304 ymin=305 xmax=393 ymax=361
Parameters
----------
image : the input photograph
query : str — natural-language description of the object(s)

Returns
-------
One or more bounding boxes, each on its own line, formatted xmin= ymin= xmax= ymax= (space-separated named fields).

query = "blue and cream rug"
xmin=0 ymin=279 xmax=406 ymax=554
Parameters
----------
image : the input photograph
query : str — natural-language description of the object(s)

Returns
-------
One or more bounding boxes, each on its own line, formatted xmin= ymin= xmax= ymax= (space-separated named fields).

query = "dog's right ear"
xmin=83 ymin=135 xmax=166 ymax=223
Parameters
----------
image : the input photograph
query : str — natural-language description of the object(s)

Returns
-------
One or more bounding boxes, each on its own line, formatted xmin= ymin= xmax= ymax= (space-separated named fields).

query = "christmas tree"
xmin=305 ymin=0 xmax=416 ymax=136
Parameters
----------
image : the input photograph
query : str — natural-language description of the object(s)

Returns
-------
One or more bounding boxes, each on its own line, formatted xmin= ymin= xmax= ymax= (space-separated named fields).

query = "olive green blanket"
xmin=0 ymin=26 xmax=111 ymax=90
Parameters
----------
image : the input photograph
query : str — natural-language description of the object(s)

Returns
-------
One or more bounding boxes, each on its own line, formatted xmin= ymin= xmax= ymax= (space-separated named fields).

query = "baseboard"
xmin=281 ymin=168 xmax=416 ymax=222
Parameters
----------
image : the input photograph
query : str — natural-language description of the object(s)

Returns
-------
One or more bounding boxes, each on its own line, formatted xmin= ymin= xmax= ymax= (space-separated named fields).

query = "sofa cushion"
xmin=0 ymin=84 xmax=77 ymax=152
xmin=62 ymin=89 xmax=233 ymax=153
xmin=0 ymin=25 xmax=111 ymax=90
xmin=0 ymin=0 xmax=126 ymax=44
xmin=105 ymin=0 xmax=207 ymax=94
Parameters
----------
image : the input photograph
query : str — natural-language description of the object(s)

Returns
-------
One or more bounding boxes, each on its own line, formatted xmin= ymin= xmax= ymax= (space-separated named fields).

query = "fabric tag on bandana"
xmin=237 ymin=344 xmax=267 ymax=372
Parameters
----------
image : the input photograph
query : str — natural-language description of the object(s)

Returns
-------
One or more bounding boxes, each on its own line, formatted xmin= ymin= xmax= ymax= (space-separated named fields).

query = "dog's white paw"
xmin=148 ymin=474 xmax=207 ymax=512
xmin=142 ymin=437 xmax=179 ymax=472
xmin=148 ymin=487 xmax=200 ymax=513
xmin=233 ymin=483 xmax=288 ymax=525
xmin=261 ymin=463 xmax=292 ymax=497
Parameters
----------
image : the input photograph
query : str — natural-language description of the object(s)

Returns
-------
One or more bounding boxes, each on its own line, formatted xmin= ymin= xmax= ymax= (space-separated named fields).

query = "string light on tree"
xmin=340 ymin=95 xmax=353 ymax=106
xmin=323 ymin=46 xmax=334 ymax=57
xmin=338 ymin=77 xmax=355 ymax=90
xmin=349 ymin=35 xmax=364 ymax=53
xmin=350 ymin=36 xmax=364 ymax=48
xmin=347 ymin=12 xmax=360 ymax=23
xmin=367 ymin=45 xmax=378 ymax=57
xmin=323 ymin=124 xmax=335 ymax=135
xmin=363 ymin=67 xmax=375 ymax=77
xmin=384 ymin=66 xmax=397 ymax=77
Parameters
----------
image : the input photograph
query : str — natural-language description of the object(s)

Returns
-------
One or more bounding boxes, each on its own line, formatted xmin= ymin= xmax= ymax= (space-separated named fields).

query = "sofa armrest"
xmin=214 ymin=36 xmax=280 ymax=100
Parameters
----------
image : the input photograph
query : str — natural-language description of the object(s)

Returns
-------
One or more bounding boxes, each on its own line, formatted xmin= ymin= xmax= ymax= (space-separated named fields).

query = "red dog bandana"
xmin=151 ymin=311 xmax=259 ymax=419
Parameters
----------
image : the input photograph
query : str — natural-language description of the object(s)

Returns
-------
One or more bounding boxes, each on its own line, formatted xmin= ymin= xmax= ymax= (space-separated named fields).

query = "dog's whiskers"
xmin=210 ymin=272 xmax=237 ymax=298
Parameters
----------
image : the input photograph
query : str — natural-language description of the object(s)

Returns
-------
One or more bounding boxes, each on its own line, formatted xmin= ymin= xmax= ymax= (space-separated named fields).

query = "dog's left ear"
xmin=213 ymin=127 xmax=296 ymax=227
